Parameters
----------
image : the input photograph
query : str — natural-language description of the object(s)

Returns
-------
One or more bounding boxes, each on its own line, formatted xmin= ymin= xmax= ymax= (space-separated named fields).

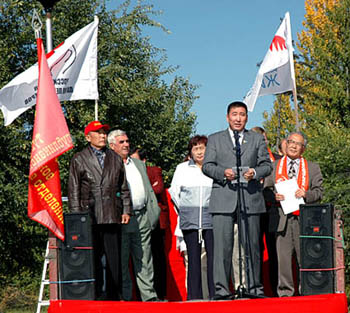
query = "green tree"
xmin=262 ymin=93 xmax=295 ymax=151
xmin=297 ymin=0 xmax=350 ymax=127
xmin=0 ymin=0 xmax=197 ymax=309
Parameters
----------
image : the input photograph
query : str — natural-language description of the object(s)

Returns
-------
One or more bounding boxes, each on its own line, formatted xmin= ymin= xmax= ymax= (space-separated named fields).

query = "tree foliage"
xmin=262 ymin=93 xmax=295 ymax=151
xmin=0 ymin=0 xmax=197 ymax=303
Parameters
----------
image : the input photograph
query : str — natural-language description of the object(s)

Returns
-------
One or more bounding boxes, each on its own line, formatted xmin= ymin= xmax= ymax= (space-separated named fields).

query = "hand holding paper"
xmin=275 ymin=178 xmax=304 ymax=214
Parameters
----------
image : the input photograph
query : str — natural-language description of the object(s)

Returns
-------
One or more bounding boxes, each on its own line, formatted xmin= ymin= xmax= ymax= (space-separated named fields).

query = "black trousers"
xmin=260 ymin=211 xmax=278 ymax=296
xmin=151 ymin=223 xmax=167 ymax=299
xmin=93 ymin=224 xmax=121 ymax=300
xmin=183 ymin=229 xmax=214 ymax=300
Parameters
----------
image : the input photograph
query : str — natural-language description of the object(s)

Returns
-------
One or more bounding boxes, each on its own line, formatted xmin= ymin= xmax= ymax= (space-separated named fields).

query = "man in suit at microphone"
xmin=202 ymin=101 xmax=272 ymax=299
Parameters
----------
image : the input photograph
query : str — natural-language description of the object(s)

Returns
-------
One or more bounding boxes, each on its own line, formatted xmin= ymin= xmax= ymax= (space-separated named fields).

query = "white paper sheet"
xmin=275 ymin=178 xmax=305 ymax=214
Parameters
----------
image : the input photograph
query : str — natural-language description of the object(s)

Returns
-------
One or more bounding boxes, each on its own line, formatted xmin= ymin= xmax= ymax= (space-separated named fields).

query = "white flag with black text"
xmin=0 ymin=16 xmax=99 ymax=126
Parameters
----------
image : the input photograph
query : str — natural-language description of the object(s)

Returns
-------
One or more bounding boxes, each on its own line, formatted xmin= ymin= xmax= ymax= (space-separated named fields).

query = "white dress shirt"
xmin=124 ymin=157 xmax=146 ymax=211
xmin=228 ymin=128 xmax=244 ymax=147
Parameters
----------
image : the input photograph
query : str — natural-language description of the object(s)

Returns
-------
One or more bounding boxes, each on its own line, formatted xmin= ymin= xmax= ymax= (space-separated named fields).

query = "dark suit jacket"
xmin=264 ymin=158 xmax=323 ymax=232
xmin=202 ymin=128 xmax=272 ymax=214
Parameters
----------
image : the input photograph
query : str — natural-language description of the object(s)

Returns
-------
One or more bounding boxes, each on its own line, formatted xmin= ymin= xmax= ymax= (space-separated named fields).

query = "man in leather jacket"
xmin=68 ymin=121 xmax=131 ymax=300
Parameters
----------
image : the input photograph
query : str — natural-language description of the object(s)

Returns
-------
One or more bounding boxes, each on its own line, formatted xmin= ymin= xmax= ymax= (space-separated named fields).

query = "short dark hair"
xmin=227 ymin=101 xmax=248 ymax=115
xmin=188 ymin=135 xmax=208 ymax=158
xmin=129 ymin=146 xmax=139 ymax=156
xmin=138 ymin=149 xmax=147 ymax=160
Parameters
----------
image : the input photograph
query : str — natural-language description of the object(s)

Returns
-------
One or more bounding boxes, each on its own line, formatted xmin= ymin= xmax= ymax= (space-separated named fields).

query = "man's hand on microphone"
xmin=224 ymin=168 xmax=236 ymax=181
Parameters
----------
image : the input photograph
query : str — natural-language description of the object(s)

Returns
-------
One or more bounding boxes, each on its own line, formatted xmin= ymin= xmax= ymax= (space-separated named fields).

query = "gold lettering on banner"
xmin=30 ymin=133 xmax=72 ymax=169
xmin=32 ymin=134 xmax=44 ymax=152
xmin=32 ymin=178 xmax=64 ymax=223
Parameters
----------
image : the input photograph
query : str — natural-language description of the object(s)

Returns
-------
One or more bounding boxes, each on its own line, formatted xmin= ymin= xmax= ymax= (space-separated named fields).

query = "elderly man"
xmin=68 ymin=121 xmax=131 ymax=300
xmin=202 ymin=101 xmax=272 ymax=299
xmin=129 ymin=147 xmax=169 ymax=300
xmin=108 ymin=130 xmax=160 ymax=302
xmin=264 ymin=132 xmax=323 ymax=297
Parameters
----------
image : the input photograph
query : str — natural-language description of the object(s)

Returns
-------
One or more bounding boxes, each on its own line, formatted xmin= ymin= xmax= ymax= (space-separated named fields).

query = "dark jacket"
xmin=68 ymin=146 xmax=131 ymax=224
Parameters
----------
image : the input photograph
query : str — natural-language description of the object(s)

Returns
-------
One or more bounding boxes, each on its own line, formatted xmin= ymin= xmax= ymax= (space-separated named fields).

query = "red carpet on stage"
xmin=48 ymin=294 xmax=348 ymax=313
xmin=164 ymin=189 xmax=187 ymax=300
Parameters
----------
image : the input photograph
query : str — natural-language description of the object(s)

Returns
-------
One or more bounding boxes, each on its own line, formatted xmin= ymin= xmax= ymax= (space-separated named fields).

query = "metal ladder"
xmin=36 ymin=241 xmax=50 ymax=313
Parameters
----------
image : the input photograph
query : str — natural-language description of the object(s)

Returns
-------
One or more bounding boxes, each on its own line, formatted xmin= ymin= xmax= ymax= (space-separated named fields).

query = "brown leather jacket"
xmin=68 ymin=146 xmax=131 ymax=224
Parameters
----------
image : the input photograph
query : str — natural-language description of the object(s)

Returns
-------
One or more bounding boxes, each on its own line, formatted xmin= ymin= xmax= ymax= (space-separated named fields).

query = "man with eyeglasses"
xmin=68 ymin=121 xmax=131 ymax=300
xmin=264 ymin=132 xmax=323 ymax=297
xmin=108 ymin=129 xmax=160 ymax=301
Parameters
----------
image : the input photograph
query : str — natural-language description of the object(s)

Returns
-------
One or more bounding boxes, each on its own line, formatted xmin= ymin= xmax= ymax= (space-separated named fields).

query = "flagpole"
xmin=38 ymin=1 xmax=60 ymax=52
xmin=293 ymin=88 xmax=300 ymax=131
xmin=94 ymin=15 xmax=99 ymax=121
xmin=276 ymin=96 xmax=281 ymax=150
xmin=95 ymin=99 xmax=98 ymax=120
xmin=285 ymin=11 xmax=300 ymax=132
xmin=36 ymin=1 xmax=62 ymax=302
xmin=45 ymin=12 xmax=53 ymax=52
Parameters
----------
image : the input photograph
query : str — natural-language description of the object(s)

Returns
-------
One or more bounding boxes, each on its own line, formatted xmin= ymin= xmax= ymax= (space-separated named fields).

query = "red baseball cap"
xmin=84 ymin=121 xmax=110 ymax=136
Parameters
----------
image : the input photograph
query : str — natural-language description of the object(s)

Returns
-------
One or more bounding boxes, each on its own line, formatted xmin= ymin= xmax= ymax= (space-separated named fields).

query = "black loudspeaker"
xmin=300 ymin=203 xmax=334 ymax=295
xmin=59 ymin=212 xmax=95 ymax=300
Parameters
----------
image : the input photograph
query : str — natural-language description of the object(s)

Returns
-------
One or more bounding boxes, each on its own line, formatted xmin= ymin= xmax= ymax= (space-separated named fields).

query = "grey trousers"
xmin=276 ymin=215 xmax=300 ymax=297
xmin=121 ymin=210 xmax=157 ymax=301
xmin=212 ymin=212 xmax=263 ymax=297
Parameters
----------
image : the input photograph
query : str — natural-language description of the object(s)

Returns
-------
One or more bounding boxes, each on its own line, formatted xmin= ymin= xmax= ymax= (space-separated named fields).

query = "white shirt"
xmin=124 ymin=158 xmax=146 ymax=210
xmin=228 ymin=128 xmax=244 ymax=147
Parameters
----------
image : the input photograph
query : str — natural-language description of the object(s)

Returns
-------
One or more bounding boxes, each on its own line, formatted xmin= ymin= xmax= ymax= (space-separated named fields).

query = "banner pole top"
xmin=31 ymin=9 xmax=42 ymax=39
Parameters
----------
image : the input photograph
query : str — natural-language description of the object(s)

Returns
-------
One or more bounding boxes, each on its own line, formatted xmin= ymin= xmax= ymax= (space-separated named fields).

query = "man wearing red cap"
xmin=68 ymin=121 xmax=132 ymax=300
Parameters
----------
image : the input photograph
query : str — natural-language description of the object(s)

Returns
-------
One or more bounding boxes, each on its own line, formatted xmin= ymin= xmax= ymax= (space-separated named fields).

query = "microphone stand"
xmin=233 ymin=130 xmax=265 ymax=299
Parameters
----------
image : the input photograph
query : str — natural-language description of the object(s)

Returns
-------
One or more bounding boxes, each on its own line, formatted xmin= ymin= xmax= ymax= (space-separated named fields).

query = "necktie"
xmin=95 ymin=150 xmax=105 ymax=169
xmin=234 ymin=131 xmax=241 ymax=149
xmin=288 ymin=160 xmax=296 ymax=179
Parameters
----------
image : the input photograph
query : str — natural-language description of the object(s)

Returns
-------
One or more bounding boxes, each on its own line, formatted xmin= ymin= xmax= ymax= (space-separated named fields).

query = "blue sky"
xmin=114 ymin=1 xmax=307 ymax=135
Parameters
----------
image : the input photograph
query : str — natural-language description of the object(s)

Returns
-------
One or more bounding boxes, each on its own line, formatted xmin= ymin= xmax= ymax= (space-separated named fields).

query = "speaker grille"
xmin=59 ymin=212 xmax=95 ymax=300
xmin=64 ymin=212 xmax=93 ymax=247
xmin=300 ymin=203 xmax=334 ymax=295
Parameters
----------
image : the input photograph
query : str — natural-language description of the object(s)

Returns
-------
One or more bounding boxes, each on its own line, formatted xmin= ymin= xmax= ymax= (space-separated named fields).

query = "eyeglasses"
xmin=118 ymin=140 xmax=129 ymax=144
xmin=287 ymin=139 xmax=304 ymax=147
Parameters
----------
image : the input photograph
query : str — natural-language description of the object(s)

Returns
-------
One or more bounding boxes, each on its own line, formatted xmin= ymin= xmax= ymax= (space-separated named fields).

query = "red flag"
xmin=28 ymin=38 xmax=74 ymax=241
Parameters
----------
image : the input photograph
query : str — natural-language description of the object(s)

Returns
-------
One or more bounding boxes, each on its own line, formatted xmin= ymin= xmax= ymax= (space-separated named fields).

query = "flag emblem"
xmin=270 ymin=35 xmax=287 ymax=51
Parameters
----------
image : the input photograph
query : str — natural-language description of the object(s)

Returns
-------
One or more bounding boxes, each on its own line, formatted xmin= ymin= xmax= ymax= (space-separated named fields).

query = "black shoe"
xmin=211 ymin=294 xmax=235 ymax=301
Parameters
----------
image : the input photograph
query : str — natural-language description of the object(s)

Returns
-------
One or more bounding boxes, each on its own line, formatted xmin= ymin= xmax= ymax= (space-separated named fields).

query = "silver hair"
xmin=107 ymin=129 xmax=127 ymax=145
xmin=288 ymin=131 xmax=307 ymax=147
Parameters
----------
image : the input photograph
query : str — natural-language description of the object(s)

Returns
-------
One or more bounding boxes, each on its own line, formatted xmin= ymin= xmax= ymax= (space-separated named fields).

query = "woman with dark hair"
xmin=169 ymin=135 xmax=214 ymax=300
